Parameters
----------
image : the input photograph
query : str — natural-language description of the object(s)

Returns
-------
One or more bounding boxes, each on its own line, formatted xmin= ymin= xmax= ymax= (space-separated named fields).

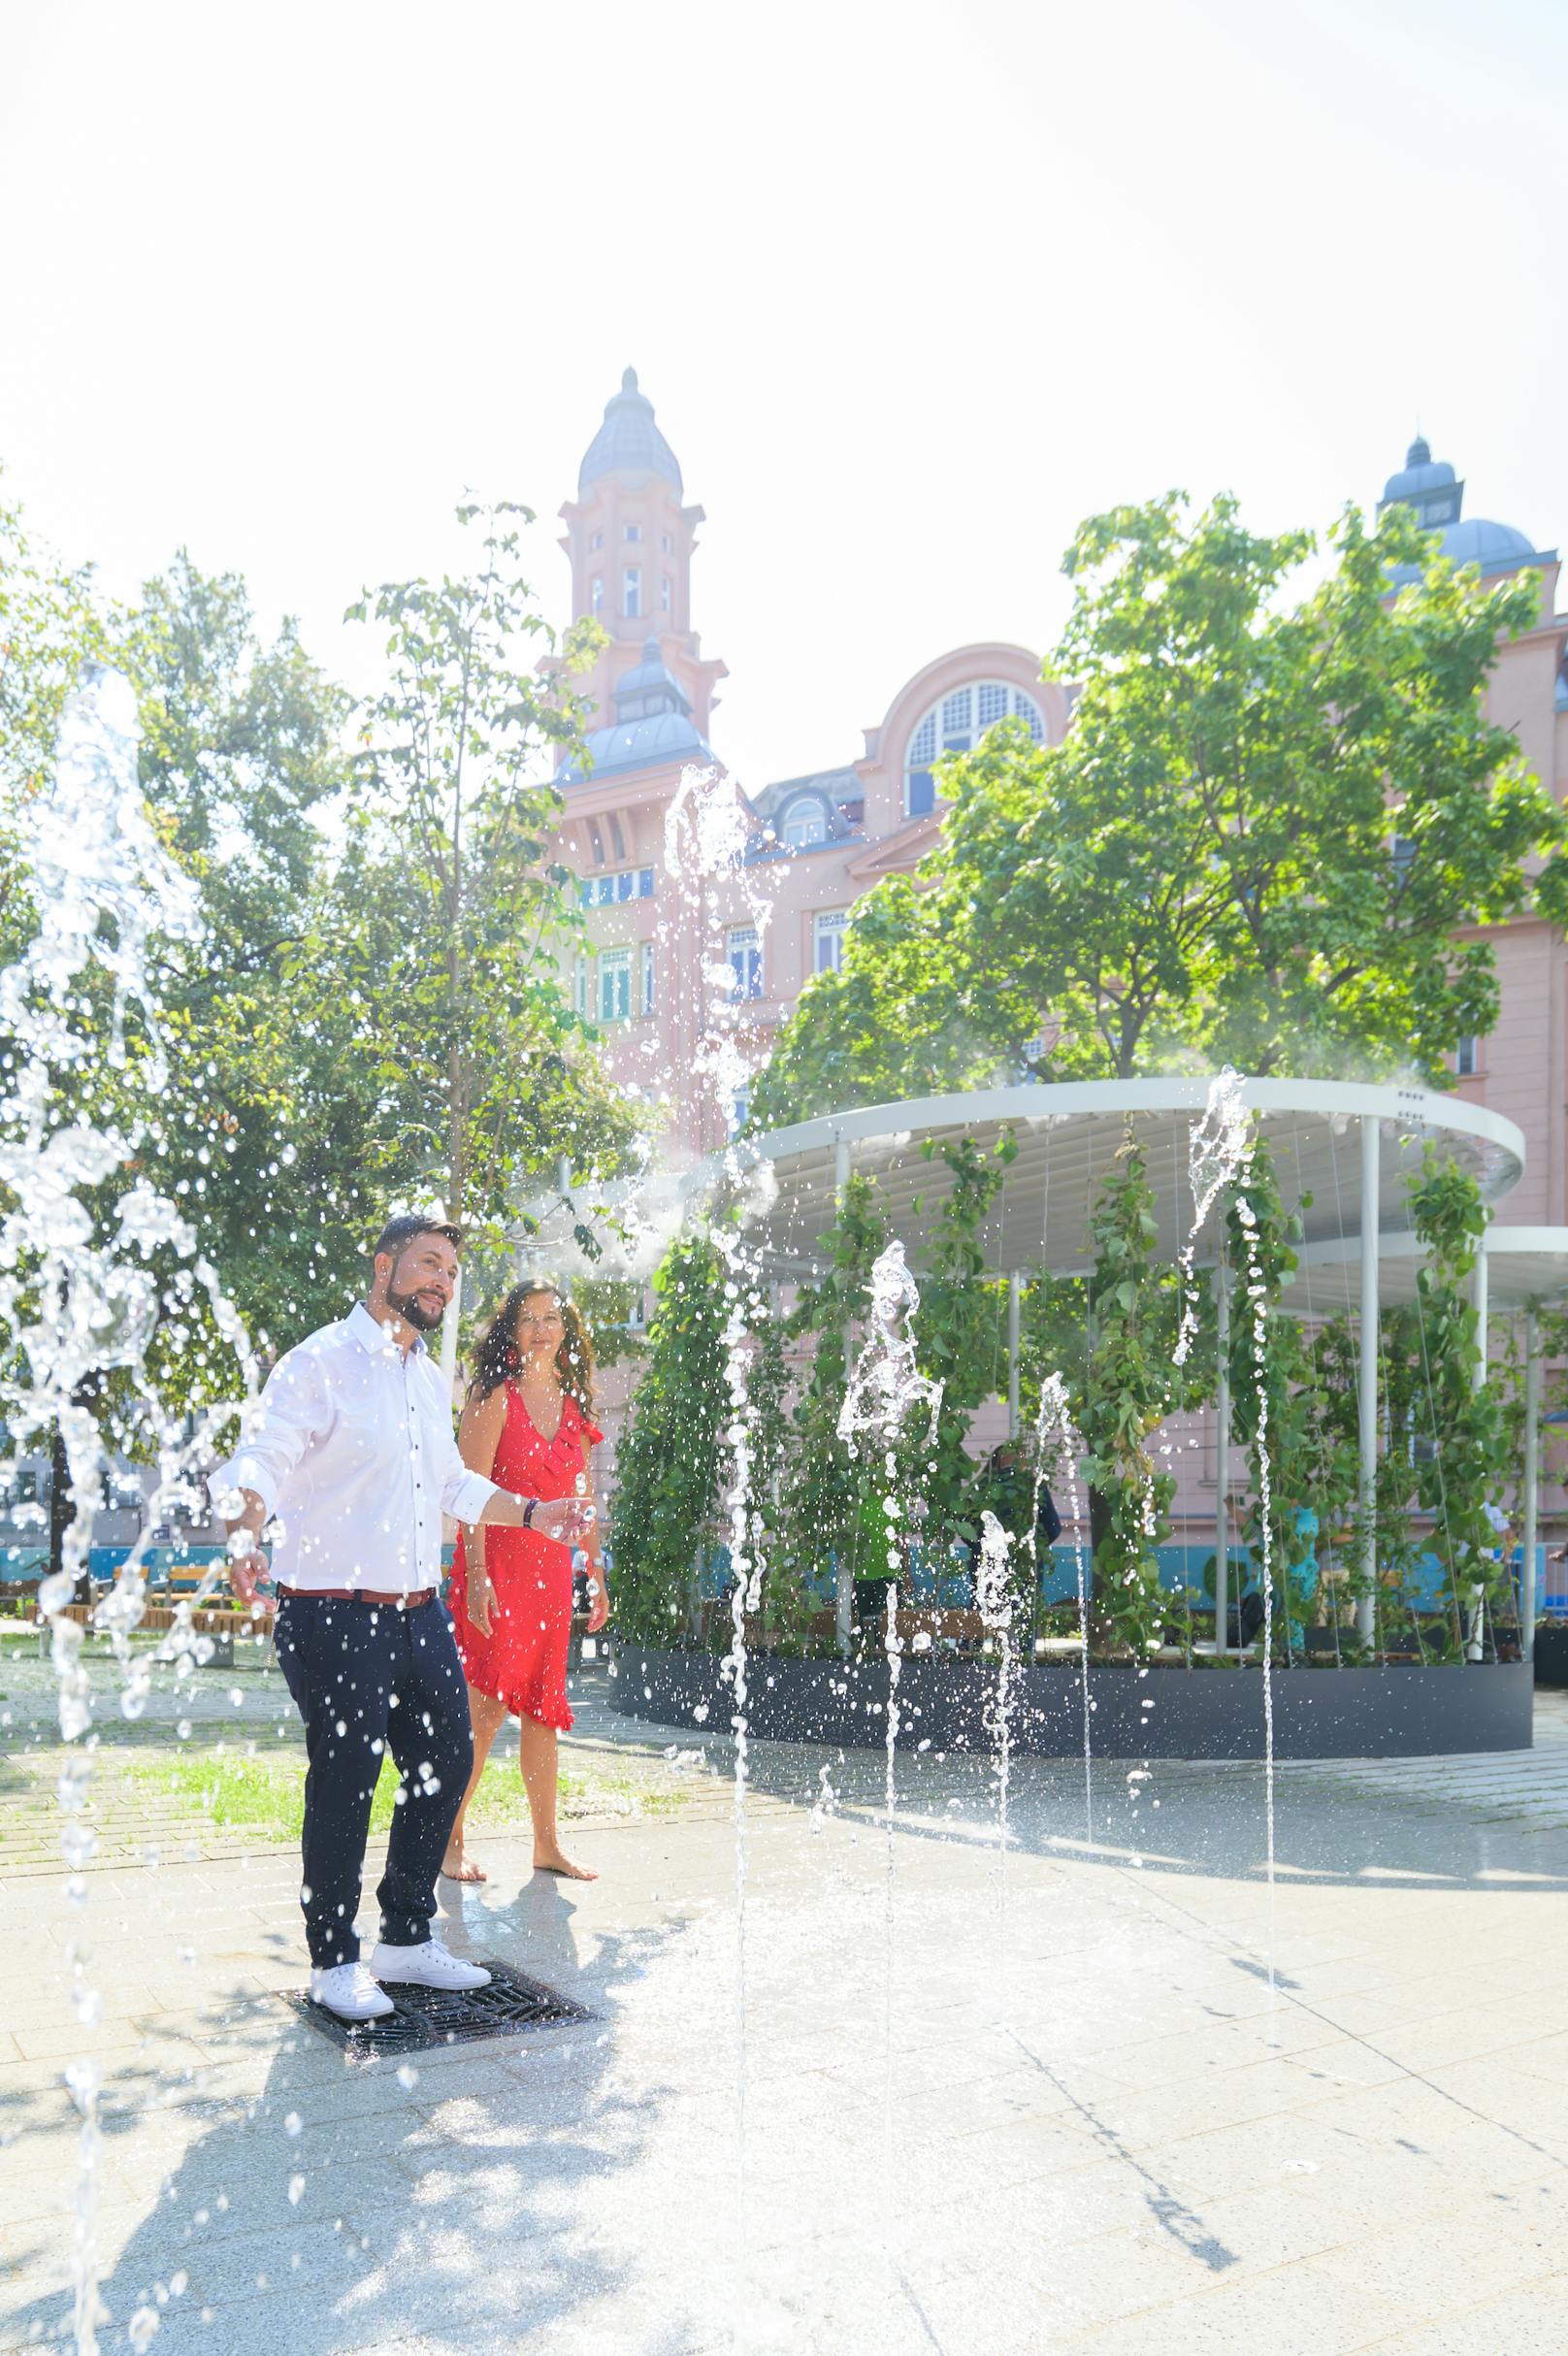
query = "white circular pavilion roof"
xmin=721 ymin=1078 xmax=1525 ymax=1278
xmin=1291 ymin=1226 xmax=1568 ymax=1315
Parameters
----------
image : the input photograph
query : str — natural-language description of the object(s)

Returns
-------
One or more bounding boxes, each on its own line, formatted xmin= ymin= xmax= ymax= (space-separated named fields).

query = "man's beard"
xmin=386 ymin=1284 xmax=445 ymax=1333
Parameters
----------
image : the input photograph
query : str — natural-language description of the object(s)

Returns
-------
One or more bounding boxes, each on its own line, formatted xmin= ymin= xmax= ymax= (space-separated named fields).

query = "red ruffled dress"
xmin=448 ymin=1387 xmax=603 ymax=1732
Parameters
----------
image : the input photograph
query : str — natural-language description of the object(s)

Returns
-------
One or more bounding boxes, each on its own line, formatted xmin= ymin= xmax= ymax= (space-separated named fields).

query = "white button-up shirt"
xmin=213 ymin=1303 xmax=501 ymax=1595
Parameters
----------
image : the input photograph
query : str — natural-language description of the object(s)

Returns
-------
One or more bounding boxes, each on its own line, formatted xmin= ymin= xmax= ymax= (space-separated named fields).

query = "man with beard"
xmin=216 ymin=1215 xmax=594 ymax=2020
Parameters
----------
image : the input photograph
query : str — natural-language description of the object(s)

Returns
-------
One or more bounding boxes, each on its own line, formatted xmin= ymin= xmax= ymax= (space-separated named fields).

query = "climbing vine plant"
xmin=1405 ymin=1150 xmax=1508 ymax=1653
xmin=1076 ymin=1133 xmax=1179 ymax=1653
xmin=607 ymin=1228 xmax=731 ymax=1647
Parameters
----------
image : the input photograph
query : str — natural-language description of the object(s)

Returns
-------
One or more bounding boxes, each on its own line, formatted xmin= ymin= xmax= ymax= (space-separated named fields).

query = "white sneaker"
xmin=370 ymin=1936 xmax=490 ymax=1991
xmin=310 ymin=1960 xmax=395 ymax=2020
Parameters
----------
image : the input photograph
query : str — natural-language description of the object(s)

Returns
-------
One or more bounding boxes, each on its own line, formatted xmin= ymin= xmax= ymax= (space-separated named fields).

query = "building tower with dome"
xmin=548 ymin=368 xmax=1072 ymax=1162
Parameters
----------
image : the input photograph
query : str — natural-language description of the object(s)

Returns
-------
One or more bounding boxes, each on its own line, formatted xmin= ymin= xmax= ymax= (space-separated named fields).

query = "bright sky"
xmin=2 ymin=0 xmax=1564 ymax=793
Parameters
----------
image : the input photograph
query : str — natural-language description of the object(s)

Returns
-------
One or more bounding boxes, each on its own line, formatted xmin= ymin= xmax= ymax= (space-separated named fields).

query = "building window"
xmin=641 ymin=940 xmax=655 ymax=1016
xmin=661 ymin=531 xmax=672 ymax=554
xmin=591 ymin=531 xmax=604 ymax=552
xmin=1392 ymin=834 xmax=1417 ymax=878
xmin=624 ymin=522 xmax=641 ymax=542
xmin=591 ymin=575 xmax=604 ymax=616
xmin=598 ymin=947 xmax=632 ymax=1024
xmin=730 ymin=1088 xmax=750 ymax=1135
xmin=660 ymin=574 xmax=671 ymax=611
xmin=813 ymin=909 xmax=847 ymax=974
xmin=781 ymin=798 xmax=827 ymax=849
xmin=574 ymin=955 xmax=588 ymax=1017
xmin=1455 ymin=1035 xmax=1480 ymax=1077
xmin=580 ymin=866 xmax=655 ymax=908
xmin=728 ymin=925 xmax=763 ymax=1000
xmin=903 ymin=682 xmax=1044 ymax=815
xmin=624 ymin=568 xmax=641 ymax=619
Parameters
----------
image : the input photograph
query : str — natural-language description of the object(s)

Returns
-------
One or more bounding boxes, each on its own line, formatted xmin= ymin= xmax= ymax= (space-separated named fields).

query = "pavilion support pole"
xmin=1007 ymin=1273 xmax=1023 ymax=1441
xmin=1214 ymin=1260 xmax=1230 ymax=1657
xmin=1473 ymin=1230 xmax=1489 ymax=1383
xmin=1522 ymin=1309 xmax=1541 ymax=1665
xmin=1356 ymin=1116 xmax=1381 ymax=1649
xmin=834 ymin=1136 xmax=854 ymax=1658
xmin=1465 ymin=1229 xmax=1491 ymax=1661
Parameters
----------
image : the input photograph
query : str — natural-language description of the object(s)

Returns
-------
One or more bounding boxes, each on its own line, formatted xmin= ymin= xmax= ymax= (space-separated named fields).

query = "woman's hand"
xmin=529 ymin=1494 xmax=596 ymax=1547
xmin=467 ymin=1571 xmax=498 ymax=1637
xmin=585 ymin=1563 xmax=610 ymax=1634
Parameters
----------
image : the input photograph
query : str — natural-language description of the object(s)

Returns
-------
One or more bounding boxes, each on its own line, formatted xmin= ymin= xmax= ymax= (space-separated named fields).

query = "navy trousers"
xmin=274 ymin=1592 xmax=474 ymax=1969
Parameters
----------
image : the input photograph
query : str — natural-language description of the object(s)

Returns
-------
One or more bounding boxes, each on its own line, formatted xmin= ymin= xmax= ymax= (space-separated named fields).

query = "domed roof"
xmin=558 ymin=709 xmax=715 ymax=785
xmin=1388 ymin=512 xmax=1546 ymax=587
xmin=577 ymin=368 xmax=683 ymax=495
xmin=1434 ymin=515 xmax=1540 ymax=573
xmin=613 ymin=636 xmax=691 ymax=718
xmin=1381 ymin=432 xmax=1549 ymax=584
xmin=1382 ymin=435 xmax=1456 ymax=505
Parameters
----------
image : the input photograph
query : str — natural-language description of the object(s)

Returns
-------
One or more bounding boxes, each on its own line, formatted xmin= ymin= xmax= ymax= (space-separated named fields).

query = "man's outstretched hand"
xmin=225 ymin=1531 xmax=275 ymax=1612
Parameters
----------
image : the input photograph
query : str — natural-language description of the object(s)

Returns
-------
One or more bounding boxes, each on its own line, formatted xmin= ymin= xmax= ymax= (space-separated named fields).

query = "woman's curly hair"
xmin=470 ymin=1279 xmax=596 ymax=1420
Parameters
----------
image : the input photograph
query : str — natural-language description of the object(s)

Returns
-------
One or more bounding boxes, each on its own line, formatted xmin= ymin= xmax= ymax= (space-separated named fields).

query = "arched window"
xmin=780 ymin=798 xmax=828 ymax=849
xmin=903 ymin=682 xmax=1044 ymax=816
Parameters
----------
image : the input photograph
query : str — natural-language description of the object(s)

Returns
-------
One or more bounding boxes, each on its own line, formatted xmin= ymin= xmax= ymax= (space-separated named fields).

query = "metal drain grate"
xmin=281 ymin=1957 xmax=595 ymax=2062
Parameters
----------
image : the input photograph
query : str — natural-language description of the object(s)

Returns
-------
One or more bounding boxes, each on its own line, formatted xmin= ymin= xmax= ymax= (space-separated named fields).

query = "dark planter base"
xmin=609 ymin=1646 xmax=1533 ymax=1761
xmin=1534 ymin=1626 xmax=1568 ymax=1689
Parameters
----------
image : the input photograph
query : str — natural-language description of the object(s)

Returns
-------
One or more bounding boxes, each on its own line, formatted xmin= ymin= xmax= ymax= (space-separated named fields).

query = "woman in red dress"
xmin=442 ymin=1282 xmax=609 ymax=1883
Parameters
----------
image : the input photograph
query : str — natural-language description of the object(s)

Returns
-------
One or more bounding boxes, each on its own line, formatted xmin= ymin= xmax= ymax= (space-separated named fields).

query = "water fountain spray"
xmin=974 ymin=1507 xmax=1017 ymax=1880
xmin=663 ymin=761 xmax=777 ymax=2338
xmin=835 ymin=1238 xmax=941 ymax=2243
xmin=0 ymin=671 xmax=255 ymax=2355
xmin=1029 ymin=1369 xmax=1094 ymax=1839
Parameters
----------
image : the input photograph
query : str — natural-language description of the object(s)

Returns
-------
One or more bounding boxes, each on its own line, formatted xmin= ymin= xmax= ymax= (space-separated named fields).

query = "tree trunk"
xmin=48 ymin=1377 xmax=102 ymax=1605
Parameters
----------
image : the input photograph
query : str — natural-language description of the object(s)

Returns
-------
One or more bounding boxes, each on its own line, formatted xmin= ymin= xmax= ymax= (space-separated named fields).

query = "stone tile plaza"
xmin=5 ymin=1648 xmax=1568 ymax=2356
xmin=6 ymin=10 xmax=1568 ymax=2356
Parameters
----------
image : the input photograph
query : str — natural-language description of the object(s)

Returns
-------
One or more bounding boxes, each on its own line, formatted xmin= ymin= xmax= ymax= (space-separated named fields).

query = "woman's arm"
xmin=458 ymin=1388 xmax=508 ymax=1635
xmin=579 ymin=1430 xmax=609 ymax=1633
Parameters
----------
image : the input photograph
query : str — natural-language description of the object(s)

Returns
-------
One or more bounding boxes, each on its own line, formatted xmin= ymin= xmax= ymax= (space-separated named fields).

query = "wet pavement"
xmin=3 ymin=1654 xmax=1567 ymax=2354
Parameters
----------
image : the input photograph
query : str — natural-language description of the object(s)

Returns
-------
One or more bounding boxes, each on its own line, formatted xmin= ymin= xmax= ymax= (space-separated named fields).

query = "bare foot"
xmin=533 ymin=1848 xmax=598 ymax=1882
xmin=441 ymin=1846 xmax=487 ymax=1883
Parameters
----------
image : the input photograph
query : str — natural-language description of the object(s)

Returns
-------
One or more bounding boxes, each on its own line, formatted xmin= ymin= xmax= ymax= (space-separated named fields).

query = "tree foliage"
xmin=327 ymin=501 xmax=635 ymax=1248
xmin=754 ymin=495 xmax=1564 ymax=1127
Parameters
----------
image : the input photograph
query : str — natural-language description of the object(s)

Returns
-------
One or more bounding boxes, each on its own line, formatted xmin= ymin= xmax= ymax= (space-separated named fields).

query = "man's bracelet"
xmin=522 ymin=1497 xmax=538 ymax=1530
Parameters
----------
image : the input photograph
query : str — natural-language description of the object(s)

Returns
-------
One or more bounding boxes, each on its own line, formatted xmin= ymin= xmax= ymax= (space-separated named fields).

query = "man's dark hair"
xmin=372 ymin=1213 xmax=463 ymax=1263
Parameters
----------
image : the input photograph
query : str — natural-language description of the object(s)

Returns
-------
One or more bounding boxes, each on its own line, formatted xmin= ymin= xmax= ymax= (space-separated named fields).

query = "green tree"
xmin=754 ymin=494 xmax=1565 ymax=1124
xmin=334 ymin=501 xmax=634 ymax=1259
xmin=114 ymin=554 xmax=373 ymax=1365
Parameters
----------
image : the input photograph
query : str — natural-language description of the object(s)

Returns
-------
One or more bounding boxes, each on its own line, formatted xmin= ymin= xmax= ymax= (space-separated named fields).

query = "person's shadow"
xmin=9 ymin=1875 xmax=701 ymax=2355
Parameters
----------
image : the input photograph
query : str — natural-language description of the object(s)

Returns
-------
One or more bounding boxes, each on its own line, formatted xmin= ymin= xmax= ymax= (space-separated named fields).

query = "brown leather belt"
xmin=277 ymin=1585 xmax=436 ymax=1608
